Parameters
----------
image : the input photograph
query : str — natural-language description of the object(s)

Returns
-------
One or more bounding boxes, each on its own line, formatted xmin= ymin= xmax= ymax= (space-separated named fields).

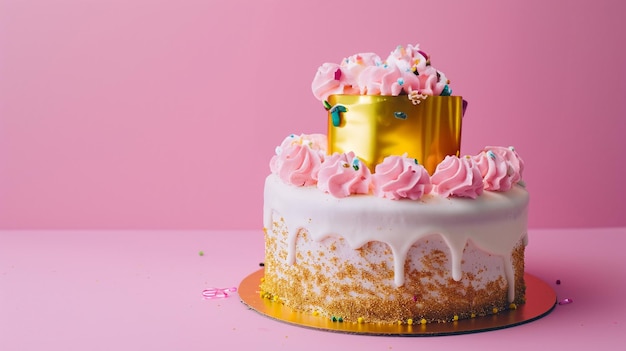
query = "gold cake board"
xmin=239 ymin=269 xmax=556 ymax=336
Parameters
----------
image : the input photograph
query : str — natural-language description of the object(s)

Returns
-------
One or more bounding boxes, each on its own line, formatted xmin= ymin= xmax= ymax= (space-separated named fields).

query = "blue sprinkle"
xmin=397 ymin=78 xmax=404 ymax=86
xmin=487 ymin=150 xmax=496 ymax=159
xmin=394 ymin=111 xmax=407 ymax=119
xmin=329 ymin=104 xmax=347 ymax=127
xmin=441 ymin=85 xmax=452 ymax=96
xmin=352 ymin=158 xmax=360 ymax=171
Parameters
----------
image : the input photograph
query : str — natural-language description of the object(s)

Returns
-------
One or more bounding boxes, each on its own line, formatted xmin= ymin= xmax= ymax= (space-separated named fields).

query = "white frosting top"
xmin=263 ymin=174 xmax=529 ymax=302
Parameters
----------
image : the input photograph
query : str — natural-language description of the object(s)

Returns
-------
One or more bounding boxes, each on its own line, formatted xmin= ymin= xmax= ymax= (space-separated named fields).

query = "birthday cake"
xmin=260 ymin=44 xmax=528 ymax=324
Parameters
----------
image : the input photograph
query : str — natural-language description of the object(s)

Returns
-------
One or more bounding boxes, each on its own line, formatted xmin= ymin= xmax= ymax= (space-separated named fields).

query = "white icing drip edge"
xmin=263 ymin=174 xmax=529 ymax=302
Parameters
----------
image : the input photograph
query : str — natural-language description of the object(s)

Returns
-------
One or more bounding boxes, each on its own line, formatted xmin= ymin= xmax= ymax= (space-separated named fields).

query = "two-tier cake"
xmin=260 ymin=44 xmax=528 ymax=324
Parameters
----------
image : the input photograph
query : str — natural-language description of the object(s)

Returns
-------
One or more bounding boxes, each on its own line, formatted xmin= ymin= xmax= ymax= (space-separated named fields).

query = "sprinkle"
xmin=352 ymin=158 xmax=360 ymax=171
xmin=329 ymin=104 xmax=347 ymax=127
xmin=492 ymin=307 xmax=499 ymax=314
xmin=509 ymin=303 xmax=518 ymax=310
xmin=357 ymin=317 xmax=364 ymax=324
xmin=198 ymin=251 xmax=204 ymax=256
xmin=470 ymin=313 xmax=476 ymax=318
xmin=259 ymin=262 xmax=265 ymax=267
xmin=487 ymin=150 xmax=496 ymax=160
xmin=453 ymin=315 xmax=459 ymax=321
xmin=559 ymin=298 xmax=573 ymax=305
xmin=408 ymin=90 xmax=427 ymax=105
xmin=397 ymin=78 xmax=404 ymax=86
xmin=394 ymin=111 xmax=407 ymax=119
xmin=334 ymin=68 xmax=342 ymax=80
xmin=556 ymin=279 xmax=561 ymax=285
xmin=323 ymin=100 xmax=332 ymax=110
xmin=313 ymin=310 xmax=319 ymax=316
xmin=440 ymin=84 xmax=452 ymax=96
xmin=420 ymin=318 xmax=427 ymax=325
xmin=414 ymin=159 xmax=419 ymax=164
xmin=412 ymin=294 xmax=418 ymax=301
xmin=338 ymin=317 xmax=343 ymax=322
xmin=397 ymin=320 xmax=402 ymax=325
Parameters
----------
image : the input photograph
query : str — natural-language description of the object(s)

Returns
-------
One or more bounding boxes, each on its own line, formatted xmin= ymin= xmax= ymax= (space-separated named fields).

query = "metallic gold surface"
xmin=326 ymin=95 xmax=464 ymax=174
xmin=239 ymin=269 xmax=556 ymax=336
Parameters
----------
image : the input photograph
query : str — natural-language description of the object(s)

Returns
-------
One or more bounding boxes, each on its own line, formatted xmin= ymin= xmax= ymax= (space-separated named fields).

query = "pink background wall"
xmin=1 ymin=0 xmax=624 ymax=230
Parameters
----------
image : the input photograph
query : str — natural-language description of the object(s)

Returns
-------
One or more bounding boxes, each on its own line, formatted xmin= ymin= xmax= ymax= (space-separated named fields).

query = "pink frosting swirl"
xmin=317 ymin=152 xmax=372 ymax=198
xmin=311 ymin=44 xmax=451 ymax=100
xmin=357 ymin=64 xmax=420 ymax=96
xmin=484 ymin=146 xmax=524 ymax=184
xmin=372 ymin=155 xmax=432 ymax=200
xmin=472 ymin=146 xmax=524 ymax=191
xmin=416 ymin=66 xmax=448 ymax=96
xmin=431 ymin=155 xmax=484 ymax=199
xmin=312 ymin=63 xmax=358 ymax=101
xmin=270 ymin=134 xmax=327 ymax=186
xmin=274 ymin=133 xmax=327 ymax=154
xmin=340 ymin=52 xmax=383 ymax=87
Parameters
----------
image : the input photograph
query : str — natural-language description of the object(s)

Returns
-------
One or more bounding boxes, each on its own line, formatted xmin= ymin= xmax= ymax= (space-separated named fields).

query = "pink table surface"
xmin=1 ymin=228 xmax=624 ymax=350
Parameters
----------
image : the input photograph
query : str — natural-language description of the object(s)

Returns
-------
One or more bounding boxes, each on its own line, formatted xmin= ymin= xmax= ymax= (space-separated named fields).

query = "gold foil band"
xmin=327 ymin=95 xmax=464 ymax=174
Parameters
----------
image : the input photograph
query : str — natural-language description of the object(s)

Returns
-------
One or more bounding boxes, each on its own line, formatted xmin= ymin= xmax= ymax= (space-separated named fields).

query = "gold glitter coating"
xmin=260 ymin=216 xmax=528 ymax=324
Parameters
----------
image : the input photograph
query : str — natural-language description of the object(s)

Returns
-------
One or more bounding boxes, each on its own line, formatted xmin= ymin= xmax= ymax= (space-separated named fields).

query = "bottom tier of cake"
xmin=261 ymin=174 xmax=529 ymax=324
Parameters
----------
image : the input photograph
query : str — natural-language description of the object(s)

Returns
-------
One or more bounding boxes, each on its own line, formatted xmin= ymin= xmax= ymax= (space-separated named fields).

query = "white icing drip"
xmin=263 ymin=174 xmax=529 ymax=302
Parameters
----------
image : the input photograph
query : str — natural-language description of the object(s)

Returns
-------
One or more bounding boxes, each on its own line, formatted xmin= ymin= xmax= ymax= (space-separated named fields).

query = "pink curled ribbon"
xmin=202 ymin=287 xmax=238 ymax=299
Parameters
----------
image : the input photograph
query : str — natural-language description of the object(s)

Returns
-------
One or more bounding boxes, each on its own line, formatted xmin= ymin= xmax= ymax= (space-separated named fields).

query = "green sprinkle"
xmin=352 ymin=158 xmax=360 ymax=171
xmin=198 ymin=251 xmax=204 ymax=256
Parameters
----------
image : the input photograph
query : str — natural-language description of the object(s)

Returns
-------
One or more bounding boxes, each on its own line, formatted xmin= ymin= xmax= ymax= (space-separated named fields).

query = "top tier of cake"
xmin=310 ymin=45 xmax=465 ymax=174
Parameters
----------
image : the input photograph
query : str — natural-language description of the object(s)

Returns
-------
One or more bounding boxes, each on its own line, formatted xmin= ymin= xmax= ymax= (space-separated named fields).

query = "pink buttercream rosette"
xmin=472 ymin=146 xmax=524 ymax=192
xmin=270 ymin=134 xmax=327 ymax=186
xmin=372 ymin=154 xmax=432 ymax=200
xmin=431 ymin=155 xmax=484 ymax=199
xmin=317 ymin=152 xmax=372 ymax=198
